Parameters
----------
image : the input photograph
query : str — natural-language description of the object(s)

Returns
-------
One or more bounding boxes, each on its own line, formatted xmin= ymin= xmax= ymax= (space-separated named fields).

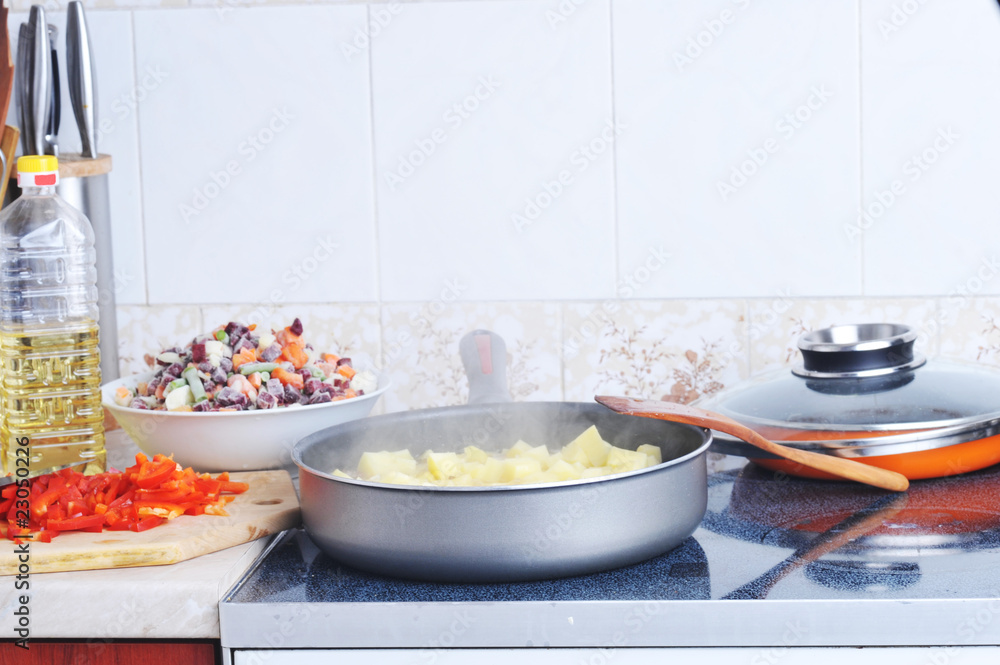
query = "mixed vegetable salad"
xmin=113 ymin=318 xmax=378 ymax=412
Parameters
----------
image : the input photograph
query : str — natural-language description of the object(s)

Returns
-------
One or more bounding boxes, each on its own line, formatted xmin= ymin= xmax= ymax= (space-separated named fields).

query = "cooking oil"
xmin=0 ymin=324 xmax=105 ymax=475
xmin=0 ymin=155 xmax=105 ymax=477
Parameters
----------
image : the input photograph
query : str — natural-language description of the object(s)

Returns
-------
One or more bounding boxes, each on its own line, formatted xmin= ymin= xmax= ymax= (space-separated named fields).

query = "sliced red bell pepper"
xmin=47 ymin=514 xmax=104 ymax=532
xmin=135 ymin=458 xmax=177 ymax=489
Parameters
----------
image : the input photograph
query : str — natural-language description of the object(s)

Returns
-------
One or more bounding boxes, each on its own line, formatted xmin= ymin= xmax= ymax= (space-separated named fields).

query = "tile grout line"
xmin=364 ymin=4 xmax=387 ymax=362
xmin=608 ymin=0 xmax=620 ymax=302
xmin=857 ymin=0 xmax=866 ymax=297
xmin=127 ymin=10 xmax=152 ymax=308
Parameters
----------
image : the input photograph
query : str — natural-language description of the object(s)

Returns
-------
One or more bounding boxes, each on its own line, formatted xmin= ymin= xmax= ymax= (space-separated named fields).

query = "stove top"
xmin=221 ymin=456 xmax=1000 ymax=649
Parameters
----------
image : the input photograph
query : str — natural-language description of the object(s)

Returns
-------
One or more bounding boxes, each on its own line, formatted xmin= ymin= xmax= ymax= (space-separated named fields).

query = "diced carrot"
xmin=271 ymin=367 xmax=304 ymax=390
xmin=155 ymin=384 xmax=166 ymax=401
xmin=337 ymin=365 xmax=356 ymax=380
xmin=322 ymin=353 xmax=340 ymax=364
xmin=137 ymin=382 xmax=148 ymax=396
xmin=344 ymin=389 xmax=357 ymax=399
xmin=247 ymin=372 xmax=263 ymax=389
xmin=232 ymin=347 xmax=257 ymax=370
xmin=248 ymin=324 xmax=257 ymax=331
xmin=280 ymin=342 xmax=309 ymax=370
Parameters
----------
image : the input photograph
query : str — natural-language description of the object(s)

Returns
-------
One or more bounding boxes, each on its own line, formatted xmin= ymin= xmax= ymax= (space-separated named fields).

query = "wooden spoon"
xmin=595 ymin=396 xmax=910 ymax=492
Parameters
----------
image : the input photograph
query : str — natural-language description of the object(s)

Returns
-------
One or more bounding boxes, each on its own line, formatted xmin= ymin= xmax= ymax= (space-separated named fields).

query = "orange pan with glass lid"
xmin=700 ymin=323 xmax=1000 ymax=481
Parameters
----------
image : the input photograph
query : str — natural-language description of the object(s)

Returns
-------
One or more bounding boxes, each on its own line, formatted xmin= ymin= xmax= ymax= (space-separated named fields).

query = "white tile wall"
xmin=132 ymin=5 xmax=376 ymax=305
xmin=613 ymin=0 xmax=861 ymax=299
xmin=10 ymin=0 xmax=1000 ymax=405
xmin=370 ymin=0 xmax=617 ymax=301
xmin=860 ymin=0 xmax=1000 ymax=297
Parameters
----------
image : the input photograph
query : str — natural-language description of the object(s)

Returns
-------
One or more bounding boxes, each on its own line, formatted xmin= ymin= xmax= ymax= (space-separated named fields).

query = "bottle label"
xmin=17 ymin=171 xmax=58 ymax=187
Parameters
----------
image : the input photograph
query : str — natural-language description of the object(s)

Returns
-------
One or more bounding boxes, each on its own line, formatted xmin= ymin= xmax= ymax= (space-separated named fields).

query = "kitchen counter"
xmin=221 ymin=454 xmax=1000 ymax=657
xmin=0 ymin=429 xmax=276 ymax=639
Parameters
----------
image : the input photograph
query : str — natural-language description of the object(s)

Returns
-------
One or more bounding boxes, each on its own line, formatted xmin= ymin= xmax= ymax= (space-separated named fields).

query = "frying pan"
xmin=701 ymin=323 xmax=1000 ymax=480
xmin=293 ymin=330 xmax=712 ymax=583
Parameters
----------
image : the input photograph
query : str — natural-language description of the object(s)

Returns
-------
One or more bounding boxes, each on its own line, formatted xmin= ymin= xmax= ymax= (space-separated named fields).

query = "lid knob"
xmin=792 ymin=323 xmax=926 ymax=378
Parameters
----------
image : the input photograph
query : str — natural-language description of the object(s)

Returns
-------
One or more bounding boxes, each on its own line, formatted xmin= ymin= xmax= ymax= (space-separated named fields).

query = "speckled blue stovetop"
xmin=227 ymin=457 xmax=1000 ymax=606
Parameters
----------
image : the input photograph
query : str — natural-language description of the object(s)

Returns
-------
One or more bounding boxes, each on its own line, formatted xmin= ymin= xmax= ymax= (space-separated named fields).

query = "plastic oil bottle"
xmin=0 ymin=156 xmax=105 ymax=476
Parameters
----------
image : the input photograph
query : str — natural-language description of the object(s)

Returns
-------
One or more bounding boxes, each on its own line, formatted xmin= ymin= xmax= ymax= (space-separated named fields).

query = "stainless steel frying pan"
xmin=293 ymin=331 xmax=712 ymax=583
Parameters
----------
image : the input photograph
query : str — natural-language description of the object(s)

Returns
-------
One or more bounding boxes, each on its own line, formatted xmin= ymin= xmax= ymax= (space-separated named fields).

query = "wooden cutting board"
xmin=0 ymin=470 xmax=300 ymax=575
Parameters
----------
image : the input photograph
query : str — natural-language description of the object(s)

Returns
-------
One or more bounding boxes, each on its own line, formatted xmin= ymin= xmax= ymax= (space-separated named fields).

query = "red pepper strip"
xmin=0 ymin=498 xmax=11 ymax=513
xmin=194 ymin=479 xmax=222 ymax=495
xmin=48 ymin=504 xmax=66 ymax=522
xmin=135 ymin=459 xmax=177 ymax=489
xmin=1 ymin=485 xmax=17 ymax=500
xmin=219 ymin=481 xmax=249 ymax=494
xmin=132 ymin=516 xmax=164 ymax=532
xmin=30 ymin=482 xmax=66 ymax=520
xmin=104 ymin=478 xmax=122 ymax=505
xmin=47 ymin=514 xmax=104 ymax=531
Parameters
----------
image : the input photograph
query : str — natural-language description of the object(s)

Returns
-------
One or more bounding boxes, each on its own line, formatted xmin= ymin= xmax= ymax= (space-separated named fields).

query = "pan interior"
xmin=296 ymin=402 xmax=708 ymax=479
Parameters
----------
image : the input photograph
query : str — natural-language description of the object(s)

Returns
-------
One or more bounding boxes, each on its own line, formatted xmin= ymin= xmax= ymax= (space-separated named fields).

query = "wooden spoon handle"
xmin=596 ymin=396 xmax=909 ymax=492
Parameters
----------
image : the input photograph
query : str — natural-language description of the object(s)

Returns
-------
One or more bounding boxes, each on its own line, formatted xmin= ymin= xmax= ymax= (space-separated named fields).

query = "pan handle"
xmin=459 ymin=330 xmax=513 ymax=404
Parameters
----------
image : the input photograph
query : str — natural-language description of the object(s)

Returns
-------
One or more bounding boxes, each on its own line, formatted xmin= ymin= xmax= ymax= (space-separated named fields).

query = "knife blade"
xmin=15 ymin=22 xmax=33 ymax=154
xmin=45 ymin=23 xmax=59 ymax=156
xmin=66 ymin=1 xmax=97 ymax=159
xmin=29 ymin=6 xmax=50 ymax=158
xmin=0 ymin=460 xmax=88 ymax=487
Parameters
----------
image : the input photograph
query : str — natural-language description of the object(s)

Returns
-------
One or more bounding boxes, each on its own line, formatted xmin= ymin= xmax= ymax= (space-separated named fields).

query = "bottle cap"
xmin=17 ymin=155 xmax=59 ymax=187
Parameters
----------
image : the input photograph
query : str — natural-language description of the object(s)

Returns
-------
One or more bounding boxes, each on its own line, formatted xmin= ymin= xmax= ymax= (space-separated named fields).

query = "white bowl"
xmin=102 ymin=370 xmax=389 ymax=472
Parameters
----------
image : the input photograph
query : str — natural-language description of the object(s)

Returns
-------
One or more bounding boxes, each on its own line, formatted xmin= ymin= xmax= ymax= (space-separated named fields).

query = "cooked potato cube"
xmin=569 ymin=426 xmax=613 ymax=466
xmin=343 ymin=426 xmax=659 ymax=487
xmin=636 ymin=444 xmax=662 ymax=465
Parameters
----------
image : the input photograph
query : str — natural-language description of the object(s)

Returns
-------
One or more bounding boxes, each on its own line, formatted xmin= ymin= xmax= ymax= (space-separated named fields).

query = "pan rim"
xmin=293 ymin=401 xmax=714 ymax=493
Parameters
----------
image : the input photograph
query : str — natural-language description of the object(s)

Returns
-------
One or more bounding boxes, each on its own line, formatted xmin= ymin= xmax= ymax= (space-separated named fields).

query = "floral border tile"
xmin=562 ymin=299 xmax=747 ymax=404
xmin=116 ymin=305 xmax=203 ymax=376
xmin=380 ymin=302 xmax=562 ymax=412
xmin=938 ymin=297 xmax=1000 ymax=368
xmin=747 ymin=298 xmax=939 ymax=376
